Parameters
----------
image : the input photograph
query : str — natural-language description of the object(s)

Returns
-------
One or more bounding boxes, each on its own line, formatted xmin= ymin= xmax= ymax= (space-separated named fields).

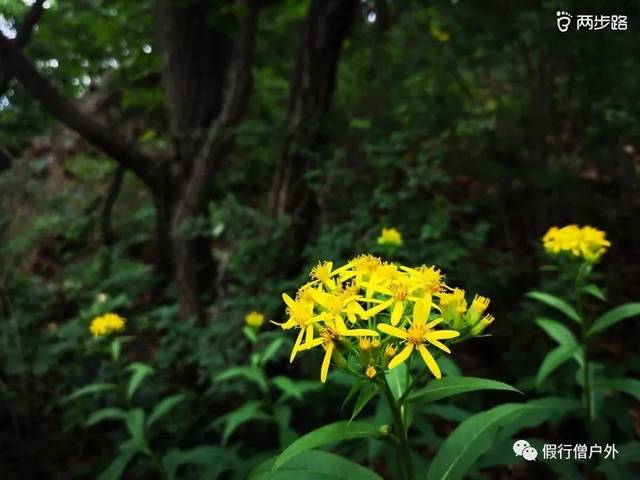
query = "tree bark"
xmin=268 ymin=0 xmax=359 ymax=218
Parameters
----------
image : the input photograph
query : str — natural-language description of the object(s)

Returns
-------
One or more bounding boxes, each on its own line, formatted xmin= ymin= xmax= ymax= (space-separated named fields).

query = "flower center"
xmin=406 ymin=323 xmax=429 ymax=345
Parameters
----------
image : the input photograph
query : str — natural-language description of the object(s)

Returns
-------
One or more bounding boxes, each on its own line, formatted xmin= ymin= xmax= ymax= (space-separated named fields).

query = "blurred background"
xmin=1 ymin=0 xmax=639 ymax=478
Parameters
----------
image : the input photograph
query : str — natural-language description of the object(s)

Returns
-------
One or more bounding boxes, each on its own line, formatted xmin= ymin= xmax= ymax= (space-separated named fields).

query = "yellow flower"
xmin=371 ymin=338 xmax=381 ymax=349
xmin=302 ymin=319 xmax=378 ymax=383
xmin=471 ymin=314 xmax=495 ymax=336
xmin=465 ymin=295 xmax=490 ymax=326
xmin=359 ymin=338 xmax=372 ymax=352
xmin=431 ymin=27 xmax=450 ymax=43
xmin=402 ymin=265 xmax=445 ymax=295
xmin=385 ymin=344 xmax=397 ymax=357
xmin=277 ymin=294 xmax=325 ymax=362
xmin=377 ymin=227 xmax=403 ymax=246
xmin=439 ymin=288 xmax=468 ymax=328
xmin=378 ymin=300 xmax=459 ymax=378
xmin=362 ymin=278 xmax=420 ymax=326
xmin=365 ymin=365 xmax=377 ymax=379
xmin=542 ymin=225 xmax=610 ymax=262
xmin=89 ymin=313 xmax=126 ymax=337
xmin=245 ymin=311 xmax=265 ymax=328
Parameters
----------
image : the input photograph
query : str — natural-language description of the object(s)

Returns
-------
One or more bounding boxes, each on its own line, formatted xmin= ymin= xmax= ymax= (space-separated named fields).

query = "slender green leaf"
xmin=498 ymin=397 xmax=581 ymax=440
xmin=125 ymin=408 xmax=150 ymax=454
xmin=216 ymin=366 xmax=269 ymax=393
xmin=253 ymin=450 xmax=381 ymax=479
xmin=243 ymin=326 xmax=258 ymax=344
xmin=63 ymin=383 xmax=117 ymax=403
xmin=385 ymin=362 xmax=408 ymax=401
xmin=536 ymin=344 xmax=581 ymax=386
xmin=406 ymin=376 xmax=521 ymax=404
xmin=272 ymin=421 xmax=379 ymax=471
xmin=594 ymin=378 xmax=640 ymax=402
xmin=350 ymin=384 xmax=380 ymax=421
xmin=273 ymin=376 xmax=303 ymax=401
xmin=422 ymin=404 xmax=471 ymax=422
xmin=260 ymin=337 xmax=284 ymax=366
xmin=126 ymin=362 xmax=154 ymax=401
xmin=85 ymin=407 xmax=127 ymax=427
xmin=583 ymin=284 xmax=606 ymax=301
xmin=111 ymin=339 xmax=122 ymax=362
xmin=535 ymin=318 xmax=577 ymax=346
xmin=526 ymin=291 xmax=580 ymax=323
xmin=342 ymin=380 xmax=365 ymax=411
xmin=214 ymin=400 xmax=271 ymax=445
xmin=147 ymin=393 xmax=187 ymax=428
xmin=426 ymin=403 xmax=542 ymax=480
xmin=588 ymin=303 xmax=640 ymax=337
xmin=163 ymin=446 xmax=236 ymax=480
xmin=98 ymin=448 xmax=136 ymax=480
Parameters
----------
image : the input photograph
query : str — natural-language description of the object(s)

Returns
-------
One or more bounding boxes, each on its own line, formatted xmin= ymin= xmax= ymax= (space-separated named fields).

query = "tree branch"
xmin=0 ymin=0 xmax=46 ymax=95
xmin=0 ymin=33 xmax=159 ymax=187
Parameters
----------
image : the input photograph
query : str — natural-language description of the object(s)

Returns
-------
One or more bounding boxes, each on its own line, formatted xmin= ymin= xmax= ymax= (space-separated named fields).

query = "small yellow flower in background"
xmin=431 ymin=27 xmax=450 ymax=43
xmin=359 ymin=337 xmax=372 ymax=352
xmin=371 ymin=338 xmax=381 ymax=349
xmin=542 ymin=224 xmax=610 ymax=262
xmin=385 ymin=344 xmax=398 ymax=357
xmin=365 ymin=365 xmax=377 ymax=379
xmin=90 ymin=313 xmax=126 ymax=337
xmin=96 ymin=292 xmax=108 ymax=303
xmin=377 ymin=227 xmax=403 ymax=247
xmin=245 ymin=310 xmax=265 ymax=328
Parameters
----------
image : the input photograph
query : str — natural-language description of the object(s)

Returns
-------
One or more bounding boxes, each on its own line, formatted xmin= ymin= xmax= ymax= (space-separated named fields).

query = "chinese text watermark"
xmin=556 ymin=11 xmax=628 ymax=32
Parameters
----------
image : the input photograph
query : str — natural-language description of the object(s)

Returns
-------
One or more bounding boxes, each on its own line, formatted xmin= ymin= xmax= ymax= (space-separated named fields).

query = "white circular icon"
xmin=513 ymin=440 xmax=538 ymax=461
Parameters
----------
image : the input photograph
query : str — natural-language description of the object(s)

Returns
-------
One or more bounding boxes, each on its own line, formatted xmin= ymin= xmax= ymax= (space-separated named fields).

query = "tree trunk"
xmin=268 ymin=0 xmax=359 ymax=218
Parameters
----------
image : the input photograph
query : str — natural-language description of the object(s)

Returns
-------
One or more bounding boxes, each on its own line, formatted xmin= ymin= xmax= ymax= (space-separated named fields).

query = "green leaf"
xmin=147 ymin=393 xmax=187 ymax=428
xmin=421 ymin=404 xmax=471 ymax=422
xmin=63 ymin=383 xmax=117 ymax=403
xmin=252 ymin=450 xmax=382 ymax=479
xmin=385 ymin=362 xmax=408 ymax=401
xmin=126 ymin=362 xmax=154 ymax=401
xmin=260 ymin=337 xmax=284 ymax=366
xmin=273 ymin=376 xmax=303 ymax=401
xmin=406 ymin=376 xmax=521 ymax=404
xmin=216 ymin=366 xmax=269 ymax=393
xmin=426 ymin=403 xmax=542 ymax=480
xmin=214 ymin=400 xmax=271 ymax=445
xmin=163 ymin=446 xmax=236 ymax=480
xmin=536 ymin=344 xmax=581 ymax=386
xmin=342 ymin=380 xmax=365 ymax=411
xmin=111 ymin=338 xmax=122 ymax=362
xmin=272 ymin=421 xmax=379 ymax=471
xmin=594 ymin=378 xmax=640 ymax=402
xmin=498 ymin=397 xmax=581 ymax=440
xmin=535 ymin=317 xmax=577 ymax=346
xmin=243 ymin=326 xmax=258 ymax=343
xmin=350 ymin=384 xmax=380 ymax=421
xmin=526 ymin=291 xmax=580 ymax=323
xmin=588 ymin=303 xmax=640 ymax=337
xmin=85 ymin=407 xmax=127 ymax=427
xmin=583 ymin=284 xmax=606 ymax=301
xmin=125 ymin=408 xmax=150 ymax=454
xmin=98 ymin=448 xmax=136 ymax=480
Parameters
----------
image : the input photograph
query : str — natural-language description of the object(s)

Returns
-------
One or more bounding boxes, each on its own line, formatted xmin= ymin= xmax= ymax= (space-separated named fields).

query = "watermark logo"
xmin=514 ymin=440 xmax=619 ymax=461
xmin=556 ymin=11 xmax=628 ymax=32
xmin=513 ymin=440 xmax=538 ymax=461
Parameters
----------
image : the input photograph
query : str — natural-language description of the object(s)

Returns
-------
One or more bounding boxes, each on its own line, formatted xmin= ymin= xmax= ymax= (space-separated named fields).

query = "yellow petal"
xmin=425 ymin=337 xmax=451 ymax=354
xmin=362 ymin=299 xmax=393 ymax=319
xmin=428 ymin=330 xmax=460 ymax=340
xmin=282 ymin=293 xmax=296 ymax=309
xmin=388 ymin=344 xmax=414 ymax=369
xmin=290 ymin=329 xmax=305 ymax=363
xmin=391 ymin=302 xmax=404 ymax=326
xmin=334 ymin=315 xmax=348 ymax=334
xmin=418 ymin=344 xmax=441 ymax=378
xmin=305 ymin=324 xmax=314 ymax=343
xmin=320 ymin=344 xmax=334 ymax=383
xmin=412 ymin=298 xmax=431 ymax=324
xmin=425 ymin=318 xmax=444 ymax=329
xmin=378 ymin=322 xmax=408 ymax=339
xmin=341 ymin=328 xmax=379 ymax=337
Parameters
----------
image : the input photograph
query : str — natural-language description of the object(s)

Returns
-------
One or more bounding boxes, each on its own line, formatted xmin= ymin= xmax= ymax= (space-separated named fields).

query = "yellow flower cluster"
xmin=278 ymin=255 xmax=494 ymax=383
xmin=245 ymin=310 xmax=265 ymax=328
xmin=89 ymin=313 xmax=126 ymax=337
xmin=542 ymin=225 xmax=610 ymax=262
xmin=377 ymin=228 xmax=403 ymax=246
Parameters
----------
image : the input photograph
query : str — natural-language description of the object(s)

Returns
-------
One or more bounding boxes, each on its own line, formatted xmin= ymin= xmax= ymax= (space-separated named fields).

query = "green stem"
xmin=574 ymin=265 xmax=593 ymax=441
xmin=384 ymin=380 xmax=413 ymax=480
